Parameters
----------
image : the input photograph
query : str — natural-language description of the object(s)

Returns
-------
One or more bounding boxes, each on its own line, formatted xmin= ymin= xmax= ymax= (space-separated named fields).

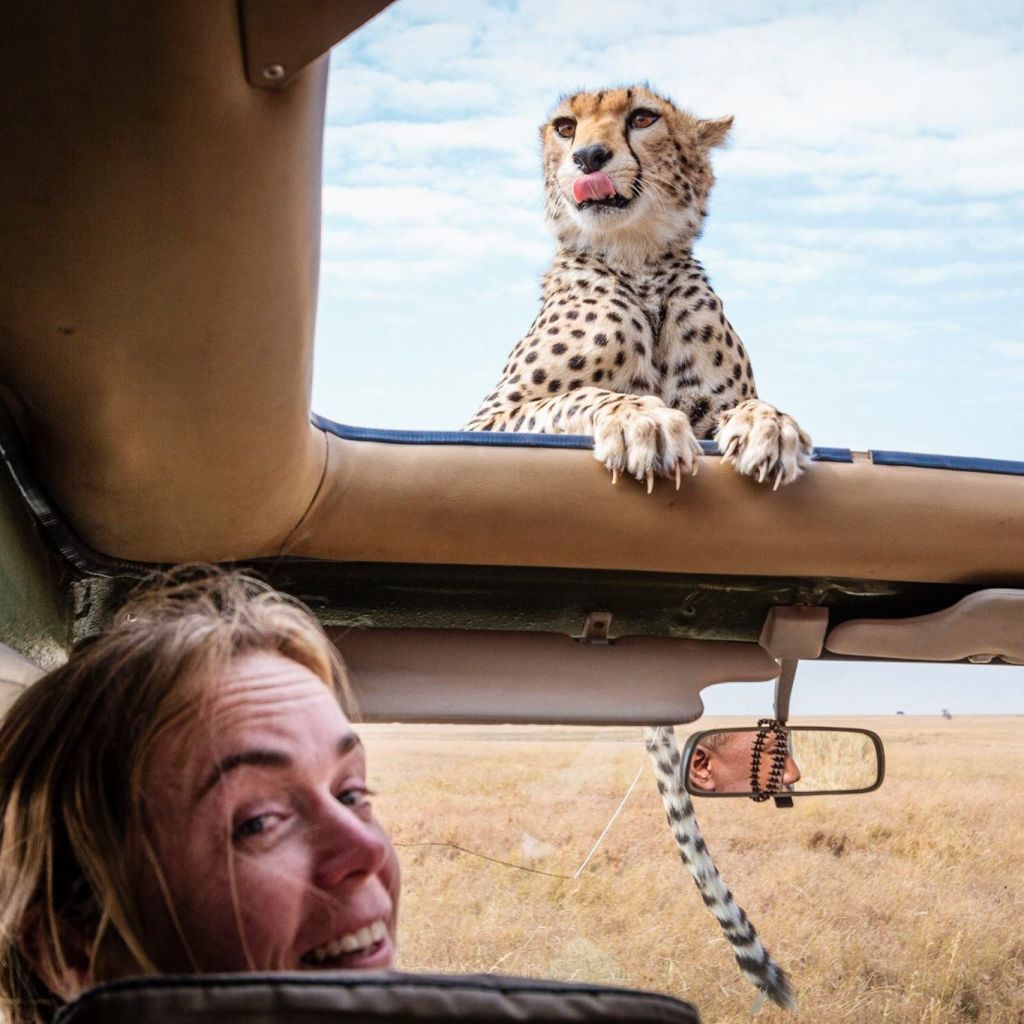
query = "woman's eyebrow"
xmin=195 ymin=732 xmax=362 ymax=803
xmin=195 ymin=749 xmax=291 ymax=803
xmin=338 ymin=732 xmax=362 ymax=756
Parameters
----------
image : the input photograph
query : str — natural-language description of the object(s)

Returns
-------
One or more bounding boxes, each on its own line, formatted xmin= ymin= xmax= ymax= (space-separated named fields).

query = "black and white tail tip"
xmin=643 ymin=726 xmax=797 ymax=1011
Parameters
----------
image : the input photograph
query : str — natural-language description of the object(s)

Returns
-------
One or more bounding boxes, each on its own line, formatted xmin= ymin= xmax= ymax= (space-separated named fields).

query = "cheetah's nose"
xmin=573 ymin=144 xmax=613 ymax=174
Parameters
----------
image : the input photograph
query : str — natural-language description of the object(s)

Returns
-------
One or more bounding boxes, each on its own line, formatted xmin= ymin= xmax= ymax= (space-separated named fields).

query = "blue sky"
xmin=313 ymin=1 xmax=1024 ymax=713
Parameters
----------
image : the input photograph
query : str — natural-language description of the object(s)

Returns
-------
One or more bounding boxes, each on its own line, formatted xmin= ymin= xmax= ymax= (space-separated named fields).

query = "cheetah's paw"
xmin=715 ymin=399 xmax=812 ymax=490
xmin=593 ymin=398 xmax=702 ymax=493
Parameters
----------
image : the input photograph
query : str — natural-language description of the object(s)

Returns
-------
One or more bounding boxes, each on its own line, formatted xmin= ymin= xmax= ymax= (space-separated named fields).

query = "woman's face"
xmin=139 ymin=651 xmax=400 ymax=972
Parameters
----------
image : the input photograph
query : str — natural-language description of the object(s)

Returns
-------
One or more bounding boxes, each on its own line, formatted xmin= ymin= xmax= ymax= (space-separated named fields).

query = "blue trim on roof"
xmin=808 ymin=447 xmax=853 ymax=464
xmin=869 ymin=450 xmax=1024 ymax=477
xmin=312 ymin=415 xmax=1024 ymax=477
xmin=312 ymin=414 xmax=595 ymax=450
xmin=314 ymin=414 xmax=774 ymax=458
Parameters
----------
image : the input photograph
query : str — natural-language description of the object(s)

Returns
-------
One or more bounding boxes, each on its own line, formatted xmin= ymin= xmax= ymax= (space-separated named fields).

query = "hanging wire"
xmin=571 ymin=759 xmax=647 ymax=879
xmin=394 ymin=755 xmax=649 ymax=881
xmin=393 ymin=842 xmax=573 ymax=880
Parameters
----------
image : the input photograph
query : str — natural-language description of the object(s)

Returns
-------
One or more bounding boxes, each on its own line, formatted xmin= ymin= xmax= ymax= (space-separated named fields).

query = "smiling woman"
xmin=0 ymin=569 xmax=400 ymax=1024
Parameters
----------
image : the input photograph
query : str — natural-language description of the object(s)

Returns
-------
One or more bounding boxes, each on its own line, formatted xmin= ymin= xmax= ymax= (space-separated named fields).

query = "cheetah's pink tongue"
xmin=572 ymin=171 xmax=616 ymax=203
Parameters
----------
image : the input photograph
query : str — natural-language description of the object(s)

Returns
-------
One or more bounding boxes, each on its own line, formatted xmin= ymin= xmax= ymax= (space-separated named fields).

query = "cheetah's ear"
xmin=697 ymin=115 xmax=733 ymax=149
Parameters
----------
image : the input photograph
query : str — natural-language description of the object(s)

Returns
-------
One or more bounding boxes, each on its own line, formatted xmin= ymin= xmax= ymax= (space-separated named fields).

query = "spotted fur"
xmin=466 ymin=85 xmax=803 ymax=1006
xmin=644 ymin=726 xmax=795 ymax=1009
xmin=465 ymin=85 xmax=811 ymax=489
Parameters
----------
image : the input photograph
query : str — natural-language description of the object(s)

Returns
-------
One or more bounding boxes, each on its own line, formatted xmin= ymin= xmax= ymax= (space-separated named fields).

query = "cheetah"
xmin=466 ymin=84 xmax=812 ymax=491
xmin=465 ymin=86 xmax=801 ymax=1009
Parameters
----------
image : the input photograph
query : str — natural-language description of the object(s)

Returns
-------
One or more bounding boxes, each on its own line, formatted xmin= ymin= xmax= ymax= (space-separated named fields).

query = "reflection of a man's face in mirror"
xmin=689 ymin=731 xmax=802 ymax=794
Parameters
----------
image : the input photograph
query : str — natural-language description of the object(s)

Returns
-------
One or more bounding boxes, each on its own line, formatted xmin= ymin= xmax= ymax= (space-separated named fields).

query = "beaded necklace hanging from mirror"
xmin=749 ymin=718 xmax=789 ymax=801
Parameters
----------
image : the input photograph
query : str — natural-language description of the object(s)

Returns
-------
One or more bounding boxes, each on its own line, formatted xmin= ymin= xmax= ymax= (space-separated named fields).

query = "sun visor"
xmin=332 ymin=628 xmax=779 ymax=725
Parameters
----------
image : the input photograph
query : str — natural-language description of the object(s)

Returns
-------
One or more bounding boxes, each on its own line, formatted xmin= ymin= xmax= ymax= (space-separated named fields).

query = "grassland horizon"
xmin=363 ymin=716 xmax=1024 ymax=1023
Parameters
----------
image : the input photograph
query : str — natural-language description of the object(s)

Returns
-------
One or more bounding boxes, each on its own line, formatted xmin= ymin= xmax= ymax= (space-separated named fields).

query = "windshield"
xmin=362 ymin=708 xmax=1023 ymax=1021
xmin=315 ymin=3 xmax=1024 ymax=1020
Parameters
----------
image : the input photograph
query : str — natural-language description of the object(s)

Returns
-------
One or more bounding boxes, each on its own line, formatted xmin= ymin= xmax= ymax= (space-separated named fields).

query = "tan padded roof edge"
xmin=285 ymin=433 xmax=1024 ymax=586
xmin=0 ymin=1 xmax=332 ymax=562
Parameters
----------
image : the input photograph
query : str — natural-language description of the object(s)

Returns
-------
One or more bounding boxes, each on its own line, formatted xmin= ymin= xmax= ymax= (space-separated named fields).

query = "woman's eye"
xmin=338 ymin=787 xmax=375 ymax=809
xmin=628 ymin=110 xmax=659 ymax=130
xmin=233 ymin=813 xmax=277 ymax=841
xmin=553 ymin=120 xmax=575 ymax=139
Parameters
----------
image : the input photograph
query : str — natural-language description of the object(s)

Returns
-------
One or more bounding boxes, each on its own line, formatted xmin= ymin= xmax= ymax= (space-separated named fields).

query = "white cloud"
xmin=322 ymin=222 xmax=548 ymax=264
xmin=324 ymin=113 xmax=541 ymax=174
xmin=887 ymin=259 xmax=1024 ymax=286
xmin=950 ymin=285 xmax=1024 ymax=306
xmin=715 ymin=222 xmax=948 ymax=254
xmin=783 ymin=190 xmax=935 ymax=217
xmin=701 ymin=238 xmax=856 ymax=291
xmin=791 ymin=315 xmax=918 ymax=344
xmin=991 ymin=340 xmax=1024 ymax=359
xmin=323 ymin=184 xmax=466 ymax=222
xmin=357 ymin=20 xmax=479 ymax=68
xmin=325 ymin=66 xmax=503 ymax=123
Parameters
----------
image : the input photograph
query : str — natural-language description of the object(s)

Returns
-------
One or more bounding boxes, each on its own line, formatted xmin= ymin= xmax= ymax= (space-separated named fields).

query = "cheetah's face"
xmin=541 ymin=86 xmax=732 ymax=258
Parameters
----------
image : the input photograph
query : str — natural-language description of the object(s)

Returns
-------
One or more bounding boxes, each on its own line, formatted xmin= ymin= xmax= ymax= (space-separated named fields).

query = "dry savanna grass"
xmin=361 ymin=716 xmax=1024 ymax=1024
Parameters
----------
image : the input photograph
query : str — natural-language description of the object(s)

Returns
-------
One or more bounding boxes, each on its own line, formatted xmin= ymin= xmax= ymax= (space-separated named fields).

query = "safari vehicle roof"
xmin=2 ymin=0 xmax=1023 ymax=724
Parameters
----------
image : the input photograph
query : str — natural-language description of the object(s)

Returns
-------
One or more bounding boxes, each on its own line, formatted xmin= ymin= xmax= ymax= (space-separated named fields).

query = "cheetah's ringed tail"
xmin=643 ymin=725 xmax=797 ymax=1011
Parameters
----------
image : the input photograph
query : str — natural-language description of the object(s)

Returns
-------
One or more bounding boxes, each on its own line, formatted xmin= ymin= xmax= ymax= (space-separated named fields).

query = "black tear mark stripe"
xmin=624 ymin=129 xmax=645 ymax=199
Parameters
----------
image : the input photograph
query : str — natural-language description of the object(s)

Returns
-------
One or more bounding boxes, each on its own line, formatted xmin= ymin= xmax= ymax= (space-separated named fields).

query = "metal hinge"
xmin=578 ymin=611 xmax=613 ymax=644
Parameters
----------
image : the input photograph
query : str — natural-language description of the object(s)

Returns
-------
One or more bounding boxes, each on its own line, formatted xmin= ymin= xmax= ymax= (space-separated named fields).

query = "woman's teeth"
xmin=306 ymin=919 xmax=387 ymax=962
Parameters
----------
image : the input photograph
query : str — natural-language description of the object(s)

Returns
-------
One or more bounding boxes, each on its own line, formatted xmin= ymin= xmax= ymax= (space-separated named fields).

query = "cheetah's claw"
xmin=592 ymin=398 xmax=702 ymax=492
xmin=715 ymin=399 xmax=812 ymax=489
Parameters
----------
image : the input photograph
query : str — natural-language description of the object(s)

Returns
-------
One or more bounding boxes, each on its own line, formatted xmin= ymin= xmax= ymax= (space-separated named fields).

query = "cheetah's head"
xmin=541 ymin=85 xmax=732 ymax=263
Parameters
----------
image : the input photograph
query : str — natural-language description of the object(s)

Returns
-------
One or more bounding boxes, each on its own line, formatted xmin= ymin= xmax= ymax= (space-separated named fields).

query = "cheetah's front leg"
xmin=715 ymin=399 xmax=812 ymax=490
xmin=483 ymin=388 xmax=703 ymax=492
xmin=593 ymin=393 xmax=703 ymax=492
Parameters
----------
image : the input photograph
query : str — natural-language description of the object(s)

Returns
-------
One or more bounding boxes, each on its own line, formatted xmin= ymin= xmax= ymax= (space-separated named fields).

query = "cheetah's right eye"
xmin=552 ymin=119 xmax=576 ymax=140
xmin=627 ymin=109 xmax=660 ymax=130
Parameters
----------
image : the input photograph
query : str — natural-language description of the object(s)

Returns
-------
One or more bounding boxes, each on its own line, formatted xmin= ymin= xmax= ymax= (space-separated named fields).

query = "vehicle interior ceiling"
xmin=1 ymin=0 xmax=1023 ymax=726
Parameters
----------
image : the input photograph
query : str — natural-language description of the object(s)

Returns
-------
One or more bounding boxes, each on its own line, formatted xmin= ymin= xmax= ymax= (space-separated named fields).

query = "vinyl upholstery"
xmin=54 ymin=973 xmax=700 ymax=1024
xmin=286 ymin=433 xmax=1024 ymax=584
xmin=0 ymin=0 xmax=335 ymax=560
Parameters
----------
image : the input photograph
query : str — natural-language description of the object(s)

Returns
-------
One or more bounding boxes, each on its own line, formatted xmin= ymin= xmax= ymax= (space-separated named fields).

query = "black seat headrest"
xmin=54 ymin=971 xmax=700 ymax=1023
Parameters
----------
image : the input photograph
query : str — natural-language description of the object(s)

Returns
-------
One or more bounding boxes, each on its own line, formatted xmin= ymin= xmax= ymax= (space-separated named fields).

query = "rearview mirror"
xmin=681 ymin=724 xmax=885 ymax=798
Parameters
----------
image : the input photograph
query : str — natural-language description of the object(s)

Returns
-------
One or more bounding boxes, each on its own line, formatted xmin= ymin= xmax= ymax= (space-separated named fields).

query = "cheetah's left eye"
xmin=627 ymin=109 xmax=659 ymax=130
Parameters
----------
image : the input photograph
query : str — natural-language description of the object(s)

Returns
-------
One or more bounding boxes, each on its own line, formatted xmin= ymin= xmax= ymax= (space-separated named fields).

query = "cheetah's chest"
xmin=584 ymin=265 xmax=739 ymax=420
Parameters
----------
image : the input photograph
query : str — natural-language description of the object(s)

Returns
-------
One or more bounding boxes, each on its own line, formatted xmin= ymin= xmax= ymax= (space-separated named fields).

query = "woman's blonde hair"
xmin=0 ymin=567 xmax=348 ymax=1024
